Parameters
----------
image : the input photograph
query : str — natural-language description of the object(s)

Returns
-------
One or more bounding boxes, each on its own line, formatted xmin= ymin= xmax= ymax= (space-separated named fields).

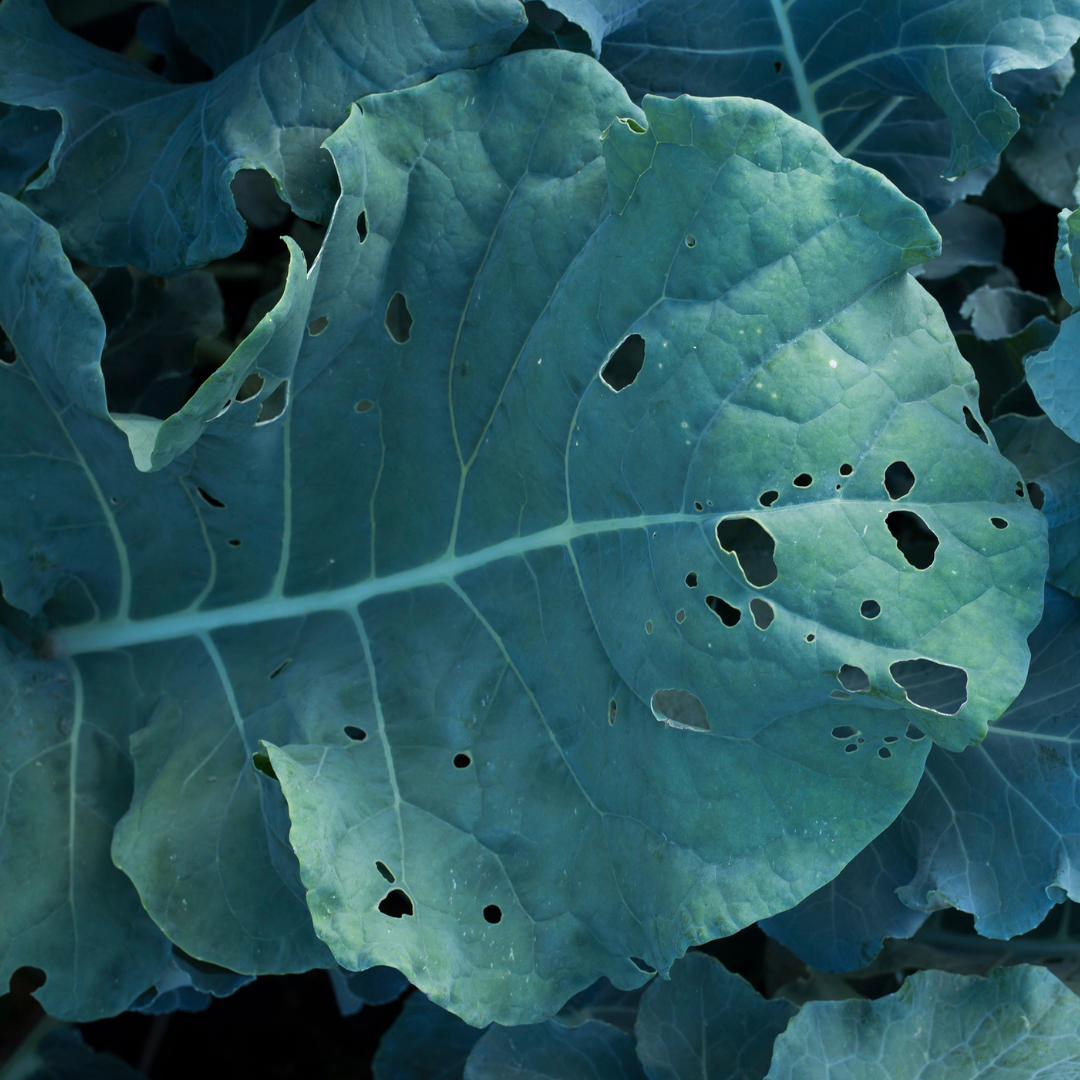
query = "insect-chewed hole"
xmin=883 ymin=735 xmax=899 ymax=743
xmin=236 ymin=372 xmax=264 ymax=402
xmin=831 ymin=725 xmax=858 ymax=739
xmin=694 ymin=501 xmax=704 ymax=511
xmin=355 ymin=399 xmax=374 ymax=413
xmin=675 ymin=608 xmax=686 ymax=623
xmin=793 ymin=473 xmax=812 ymax=488
xmin=256 ymin=381 xmax=288 ymax=424
xmin=197 ymin=486 xmax=225 ymax=508
xmin=884 ymin=461 xmax=915 ymax=500
xmin=600 ymin=333 xmax=645 ymax=392
xmin=378 ymin=889 xmax=414 ymax=918
xmin=991 ymin=517 xmax=1008 ymax=529
xmin=906 ymin=723 xmax=926 ymax=740
xmin=453 ymin=753 xmax=471 ymax=769
xmin=376 ymin=860 xmax=395 ymax=883
xmin=886 ymin=511 xmax=939 ymax=569
xmin=844 ymin=743 xmax=857 ymax=752
xmin=0 ymin=331 xmax=16 ymax=365
xmin=890 ymin=658 xmax=968 ymax=715
xmin=774 ymin=60 xmax=783 ymax=73
xmin=715 ymin=518 xmax=778 ymax=586
xmin=831 ymin=690 xmax=851 ymax=700
xmin=860 ymin=599 xmax=881 ymax=619
xmin=385 ymin=292 xmax=413 ymax=344
xmin=750 ymin=598 xmax=774 ymax=629
xmin=805 ymin=633 xmax=816 ymax=642
xmin=1016 ymin=481 xmax=1025 ymax=498
xmin=650 ymin=688 xmax=710 ymax=731
xmin=308 ymin=315 xmax=329 ymax=336
xmin=685 ymin=572 xmax=698 ymax=588
xmin=483 ymin=904 xmax=502 ymax=924
xmin=705 ymin=595 xmax=741 ymax=626
xmin=963 ymin=406 xmax=989 ymax=443
xmin=344 ymin=725 xmax=368 ymax=741
xmin=608 ymin=699 xmax=617 ymax=725
xmin=839 ymin=463 xmax=853 ymax=476
xmin=227 ymin=538 xmax=242 ymax=548
xmin=838 ymin=664 xmax=870 ymax=693
xmin=1028 ymin=482 xmax=1045 ymax=510
xmin=269 ymin=659 xmax=290 ymax=680
xmin=878 ymin=747 xmax=892 ymax=759
xmin=357 ymin=210 xmax=368 ymax=242
xmin=631 ymin=957 xmax=657 ymax=973
xmin=251 ymin=751 xmax=277 ymax=779
xmin=685 ymin=235 xmax=696 ymax=248
xmin=759 ymin=490 xmax=779 ymax=507
xmin=645 ymin=620 xmax=653 ymax=634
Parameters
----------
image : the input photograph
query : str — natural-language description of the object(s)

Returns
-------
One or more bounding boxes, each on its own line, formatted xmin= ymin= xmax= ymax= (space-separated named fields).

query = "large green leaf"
xmin=0 ymin=0 xmax=525 ymax=275
xmin=0 ymin=49 xmax=1046 ymax=1025
xmin=561 ymin=0 xmax=1080 ymax=212
xmin=765 ymin=966 xmax=1080 ymax=1079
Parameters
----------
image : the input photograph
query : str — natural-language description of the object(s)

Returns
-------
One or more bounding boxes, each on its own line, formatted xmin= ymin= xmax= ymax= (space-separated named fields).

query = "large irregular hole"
xmin=483 ymin=905 xmax=502 ymax=924
xmin=376 ymin=861 xmax=395 ymax=883
xmin=385 ymin=292 xmax=413 ymax=344
xmin=236 ymin=372 xmax=264 ymax=402
xmin=883 ymin=461 xmax=915 ymax=500
xmin=1028 ymin=482 xmax=1045 ymax=510
xmin=650 ymin=688 xmax=710 ymax=731
xmin=860 ymin=600 xmax=881 ymax=619
xmin=838 ymin=664 xmax=870 ymax=693
xmin=715 ymin=518 xmax=778 ymax=587
xmin=378 ymin=889 xmax=414 ymax=918
xmin=963 ymin=406 xmax=989 ymax=444
xmin=600 ymin=333 xmax=645 ymax=392
xmin=750 ymin=598 xmax=774 ymax=629
xmin=256 ymin=381 xmax=288 ymax=425
xmin=886 ymin=511 xmax=939 ymax=569
xmin=890 ymin=659 xmax=969 ymax=715
xmin=705 ymin=595 xmax=741 ymax=626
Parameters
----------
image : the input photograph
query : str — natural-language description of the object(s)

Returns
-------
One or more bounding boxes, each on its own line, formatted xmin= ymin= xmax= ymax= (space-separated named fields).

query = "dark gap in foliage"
xmin=375 ymin=861 xmax=395 ymax=884
xmin=1027 ymin=482 xmax=1045 ymax=510
xmin=793 ymin=473 xmax=812 ymax=487
xmin=886 ymin=511 xmax=939 ymax=569
xmin=963 ymin=406 xmax=989 ymax=443
xmin=343 ymin=726 xmax=367 ymax=742
xmin=705 ymin=595 xmax=741 ymax=626
xmin=684 ymin=572 xmax=698 ymax=588
xmin=749 ymin=598 xmax=774 ymax=629
xmin=483 ymin=905 xmax=502 ymax=924
xmin=251 ymin=752 xmax=276 ymax=780
xmin=997 ymin=202 xmax=1062 ymax=295
xmin=650 ymin=688 xmax=710 ymax=731
xmin=196 ymin=487 xmax=225 ymax=508
xmin=453 ymin=753 xmax=471 ymax=769
xmin=715 ymin=518 xmax=778 ymax=586
xmin=759 ymin=489 xmax=779 ymax=507
xmin=860 ymin=599 xmax=881 ymax=619
xmin=883 ymin=460 xmax=915 ymax=500
xmin=838 ymin=664 xmax=870 ymax=693
xmin=991 ymin=517 xmax=1008 ymax=529
xmin=385 ymin=293 xmax=413 ymax=344
xmin=510 ymin=1 xmax=592 ymax=54
xmin=890 ymin=659 xmax=969 ymax=715
xmin=600 ymin=334 xmax=645 ymax=392
xmin=378 ymin=890 xmax=414 ymax=919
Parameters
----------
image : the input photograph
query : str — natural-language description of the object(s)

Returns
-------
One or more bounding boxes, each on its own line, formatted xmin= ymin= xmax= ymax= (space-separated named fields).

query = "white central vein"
xmin=53 ymin=512 xmax=696 ymax=655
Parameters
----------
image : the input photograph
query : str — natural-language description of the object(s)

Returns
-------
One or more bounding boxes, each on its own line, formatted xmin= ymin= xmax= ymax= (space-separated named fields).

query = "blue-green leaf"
xmin=374 ymin=993 xmax=485 ymax=1080
xmin=765 ymin=966 xmax=1080 ymax=1080
xmin=634 ymin=952 xmax=795 ymax=1080
xmin=465 ymin=1020 xmax=645 ymax=1080
xmin=330 ymin=965 xmax=410 ymax=1016
xmin=572 ymin=0 xmax=1080 ymax=212
xmin=765 ymin=584 xmax=1080 ymax=970
xmin=0 ymin=0 xmax=526 ymax=275
xmin=14 ymin=1026 xmax=148 ymax=1080
xmin=0 ymin=50 xmax=1046 ymax=1024
xmin=0 ymin=102 xmax=58 ymax=196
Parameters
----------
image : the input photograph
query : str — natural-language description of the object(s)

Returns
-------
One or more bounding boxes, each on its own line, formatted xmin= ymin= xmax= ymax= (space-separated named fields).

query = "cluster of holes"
xmin=831 ymin=725 xmax=914 ymax=758
xmin=385 ymin=292 xmax=413 ymax=344
xmin=601 ymin=334 xmax=646 ymax=392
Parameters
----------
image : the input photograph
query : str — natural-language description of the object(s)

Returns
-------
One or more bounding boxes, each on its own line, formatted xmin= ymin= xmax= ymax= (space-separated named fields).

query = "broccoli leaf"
xmin=0 ymin=0 xmax=526 ymax=275
xmin=0 ymin=49 xmax=1047 ymax=1025
xmin=765 ymin=585 xmax=1080 ymax=970
xmin=765 ymin=966 xmax=1080 ymax=1080
xmin=555 ymin=0 xmax=1080 ymax=212
xmin=374 ymin=993 xmax=485 ymax=1080
xmin=634 ymin=952 xmax=795 ymax=1080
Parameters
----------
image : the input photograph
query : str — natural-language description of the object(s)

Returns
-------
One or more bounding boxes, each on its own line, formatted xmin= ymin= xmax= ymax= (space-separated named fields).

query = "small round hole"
xmin=685 ymin=572 xmax=698 ymax=588
xmin=685 ymin=235 xmax=696 ymax=248
xmin=832 ymin=726 xmax=858 ymax=739
xmin=483 ymin=904 xmax=502 ymax=924
xmin=355 ymin=399 xmax=374 ymax=413
xmin=344 ymin=725 xmax=367 ymax=741
xmin=878 ymin=747 xmax=892 ymax=759
xmin=845 ymin=743 xmax=857 ymax=753
xmin=645 ymin=620 xmax=653 ymax=634
xmin=883 ymin=735 xmax=899 ymax=743
xmin=694 ymin=501 xmax=703 ymax=511
xmin=805 ymin=633 xmax=815 ymax=643
xmin=793 ymin=473 xmax=812 ymax=487
xmin=227 ymin=538 xmax=242 ymax=547
xmin=990 ymin=517 xmax=1008 ymax=529
xmin=860 ymin=600 xmax=881 ymax=619
xmin=453 ymin=753 xmax=471 ymax=768
xmin=675 ymin=609 xmax=686 ymax=623
xmin=759 ymin=490 xmax=779 ymax=507
xmin=839 ymin=463 xmax=853 ymax=476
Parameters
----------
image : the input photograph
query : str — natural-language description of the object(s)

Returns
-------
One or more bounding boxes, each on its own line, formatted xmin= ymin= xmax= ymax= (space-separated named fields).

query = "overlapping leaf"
xmin=764 ymin=586 xmax=1080 ymax=971
xmin=542 ymin=0 xmax=1080 ymax=212
xmin=0 ymin=0 xmax=525 ymax=274
xmin=0 ymin=46 xmax=1047 ymax=1025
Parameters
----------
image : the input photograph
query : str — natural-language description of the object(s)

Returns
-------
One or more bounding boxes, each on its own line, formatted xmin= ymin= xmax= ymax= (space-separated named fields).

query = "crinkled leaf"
xmin=0 ymin=50 xmax=1046 ymax=1024
xmin=765 ymin=966 xmax=1080 ymax=1080
xmin=373 ymin=993 xmax=485 ymax=1080
xmin=634 ymin=952 xmax=796 ymax=1080
xmin=0 ymin=0 xmax=526 ymax=275
xmin=765 ymin=585 xmax=1080 ymax=970
xmin=577 ymin=0 xmax=1080 ymax=212
xmin=0 ymin=102 xmax=58 ymax=196
xmin=996 ymin=416 xmax=1080 ymax=596
xmin=465 ymin=1020 xmax=645 ymax=1080
xmin=168 ymin=0 xmax=316 ymax=75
